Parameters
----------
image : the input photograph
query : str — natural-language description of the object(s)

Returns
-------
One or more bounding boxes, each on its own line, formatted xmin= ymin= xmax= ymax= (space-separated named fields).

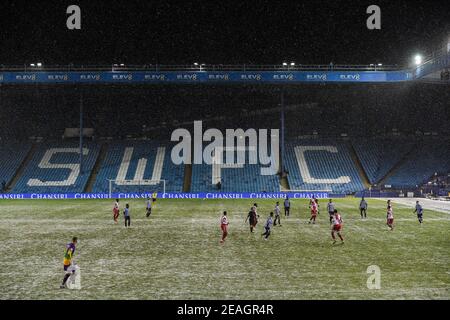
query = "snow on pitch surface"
xmin=0 ymin=198 xmax=448 ymax=300
xmin=375 ymin=197 xmax=450 ymax=214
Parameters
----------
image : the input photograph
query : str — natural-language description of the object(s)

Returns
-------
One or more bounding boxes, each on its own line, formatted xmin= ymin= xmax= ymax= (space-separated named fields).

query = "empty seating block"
xmin=191 ymin=164 xmax=279 ymax=192
xmin=0 ymin=141 xmax=32 ymax=187
xmin=92 ymin=141 xmax=184 ymax=193
xmin=12 ymin=141 xmax=99 ymax=193
xmin=191 ymin=146 xmax=280 ymax=192
xmin=353 ymin=139 xmax=414 ymax=184
xmin=285 ymin=140 xmax=364 ymax=194
xmin=384 ymin=140 xmax=450 ymax=189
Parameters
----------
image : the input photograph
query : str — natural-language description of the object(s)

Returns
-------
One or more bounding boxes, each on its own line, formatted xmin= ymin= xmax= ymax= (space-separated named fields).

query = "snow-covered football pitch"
xmin=0 ymin=198 xmax=448 ymax=300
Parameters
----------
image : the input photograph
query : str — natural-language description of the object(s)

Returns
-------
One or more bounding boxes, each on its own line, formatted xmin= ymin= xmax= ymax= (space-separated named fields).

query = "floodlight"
xmin=414 ymin=55 xmax=422 ymax=66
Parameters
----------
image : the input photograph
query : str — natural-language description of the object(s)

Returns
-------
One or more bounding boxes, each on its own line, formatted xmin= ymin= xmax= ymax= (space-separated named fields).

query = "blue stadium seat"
xmin=285 ymin=139 xmax=364 ymax=194
xmin=0 ymin=141 xmax=32 ymax=187
xmin=92 ymin=141 xmax=184 ymax=193
xmin=352 ymin=138 xmax=414 ymax=184
xmin=190 ymin=146 xmax=280 ymax=192
xmin=12 ymin=141 xmax=99 ymax=193
xmin=384 ymin=139 xmax=450 ymax=189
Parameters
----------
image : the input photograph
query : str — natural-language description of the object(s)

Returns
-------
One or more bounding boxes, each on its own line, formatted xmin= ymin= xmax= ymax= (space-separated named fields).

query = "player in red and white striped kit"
xmin=308 ymin=200 xmax=318 ymax=224
xmin=309 ymin=196 xmax=319 ymax=211
xmin=112 ymin=199 xmax=120 ymax=223
xmin=386 ymin=205 xmax=394 ymax=230
xmin=331 ymin=209 xmax=344 ymax=244
xmin=220 ymin=211 xmax=229 ymax=243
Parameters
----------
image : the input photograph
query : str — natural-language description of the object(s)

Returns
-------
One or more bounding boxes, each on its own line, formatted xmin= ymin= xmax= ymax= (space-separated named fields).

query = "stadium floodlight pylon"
xmin=108 ymin=179 xmax=166 ymax=198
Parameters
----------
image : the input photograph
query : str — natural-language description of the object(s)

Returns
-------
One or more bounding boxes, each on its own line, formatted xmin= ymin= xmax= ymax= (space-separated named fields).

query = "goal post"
xmin=108 ymin=179 xmax=166 ymax=198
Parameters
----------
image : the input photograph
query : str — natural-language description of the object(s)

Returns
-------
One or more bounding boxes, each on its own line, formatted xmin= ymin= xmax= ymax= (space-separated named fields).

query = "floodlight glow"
xmin=282 ymin=62 xmax=287 ymax=66
xmin=194 ymin=62 xmax=199 ymax=66
xmin=30 ymin=63 xmax=35 ymax=67
xmin=36 ymin=62 xmax=42 ymax=67
xmin=378 ymin=63 xmax=383 ymax=66
xmin=120 ymin=63 xmax=125 ymax=66
xmin=290 ymin=62 xmax=295 ymax=66
xmin=414 ymin=55 xmax=422 ymax=65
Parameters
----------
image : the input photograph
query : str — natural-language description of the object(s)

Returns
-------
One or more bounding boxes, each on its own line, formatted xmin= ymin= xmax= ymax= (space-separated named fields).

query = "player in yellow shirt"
xmin=60 ymin=237 xmax=78 ymax=288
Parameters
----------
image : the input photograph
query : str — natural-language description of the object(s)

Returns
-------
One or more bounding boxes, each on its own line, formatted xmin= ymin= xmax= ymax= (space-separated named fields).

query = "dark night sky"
xmin=0 ymin=0 xmax=448 ymax=66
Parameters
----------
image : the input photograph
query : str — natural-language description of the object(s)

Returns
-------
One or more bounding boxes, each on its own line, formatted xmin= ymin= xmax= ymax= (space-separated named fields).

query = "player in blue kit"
xmin=261 ymin=212 xmax=274 ymax=240
xmin=124 ymin=203 xmax=131 ymax=227
xmin=413 ymin=200 xmax=424 ymax=224
xmin=146 ymin=197 xmax=152 ymax=218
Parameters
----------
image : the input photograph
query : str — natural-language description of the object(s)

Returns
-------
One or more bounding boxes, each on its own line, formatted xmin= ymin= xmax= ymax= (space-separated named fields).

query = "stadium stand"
xmin=383 ymin=139 xmax=450 ymax=189
xmin=11 ymin=141 xmax=100 ymax=193
xmin=352 ymin=138 xmax=415 ymax=184
xmin=284 ymin=139 xmax=365 ymax=194
xmin=1 ymin=137 xmax=449 ymax=194
xmin=92 ymin=140 xmax=184 ymax=193
xmin=1 ymin=83 xmax=449 ymax=195
xmin=0 ymin=140 xmax=32 ymax=190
